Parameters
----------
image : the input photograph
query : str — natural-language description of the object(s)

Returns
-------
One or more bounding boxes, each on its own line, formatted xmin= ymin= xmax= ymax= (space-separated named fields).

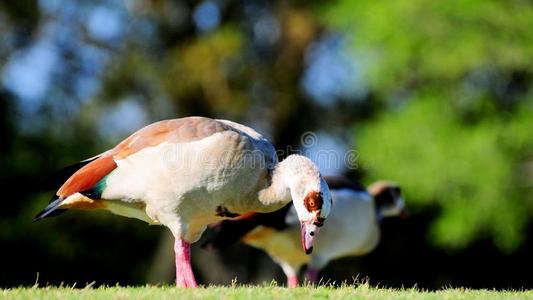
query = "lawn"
xmin=2 ymin=283 xmax=531 ymax=300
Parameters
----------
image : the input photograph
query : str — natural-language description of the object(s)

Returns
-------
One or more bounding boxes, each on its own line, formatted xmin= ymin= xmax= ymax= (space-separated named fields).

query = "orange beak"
xmin=300 ymin=222 xmax=320 ymax=254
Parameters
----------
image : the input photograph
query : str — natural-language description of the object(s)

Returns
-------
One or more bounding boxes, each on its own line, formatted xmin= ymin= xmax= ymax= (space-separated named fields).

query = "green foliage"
xmin=327 ymin=1 xmax=533 ymax=250
xmin=164 ymin=27 xmax=248 ymax=114
xmin=357 ymin=97 xmax=533 ymax=250
xmin=326 ymin=0 xmax=533 ymax=94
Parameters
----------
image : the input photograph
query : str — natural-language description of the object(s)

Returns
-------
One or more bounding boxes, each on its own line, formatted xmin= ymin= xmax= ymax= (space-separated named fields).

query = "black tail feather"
xmin=33 ymin=157 xmax=100 ymax=222
xmin=33 ymin=196 xmax=66 ymax=222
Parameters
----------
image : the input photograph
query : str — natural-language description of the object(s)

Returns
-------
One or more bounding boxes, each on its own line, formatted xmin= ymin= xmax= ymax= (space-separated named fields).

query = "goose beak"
xmin=399 ymin=208 xmax=409 ymax=219
xmin=300 ymin=221 xmax=320 ymax=254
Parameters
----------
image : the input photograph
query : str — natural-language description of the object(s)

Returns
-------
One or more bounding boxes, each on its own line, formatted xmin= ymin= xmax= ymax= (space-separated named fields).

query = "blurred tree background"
xmin=1 ymin=0 xmax=532 ymax=289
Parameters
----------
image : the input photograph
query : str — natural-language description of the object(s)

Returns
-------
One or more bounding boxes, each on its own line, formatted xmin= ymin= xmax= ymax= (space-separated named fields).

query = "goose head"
xmin=367 ymin=181 xmax=408 ymax=220
xmin=278 ymin=155 xmax=332 ymax=254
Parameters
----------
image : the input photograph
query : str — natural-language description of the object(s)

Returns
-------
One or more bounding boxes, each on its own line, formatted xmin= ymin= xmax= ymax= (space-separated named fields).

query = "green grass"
xmin=2 ymin=283 xmax=532 ymax=300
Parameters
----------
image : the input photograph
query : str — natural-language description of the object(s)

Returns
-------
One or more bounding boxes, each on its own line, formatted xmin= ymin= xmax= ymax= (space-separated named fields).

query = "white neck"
xmin=257 ymin=162 xmax=291 ymax=207
xmin=257 ymin=154 xmax=320 ymax=208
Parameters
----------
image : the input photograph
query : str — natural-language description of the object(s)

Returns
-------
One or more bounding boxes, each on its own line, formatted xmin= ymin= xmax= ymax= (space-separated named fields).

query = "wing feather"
xmin=55 ymin=117 xmax=232 ymax=198
xmin=57 ymin=155 xmax=117 ymax=198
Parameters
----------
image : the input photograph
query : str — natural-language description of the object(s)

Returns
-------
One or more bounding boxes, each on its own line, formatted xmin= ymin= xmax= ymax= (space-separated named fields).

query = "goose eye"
xmin=308 ymin=199 xmax=316 ymax=208
xmin=304 ymin=191 xmax=323 ymax=212
xmin=394 ymin=186 xmax=401 ymax=194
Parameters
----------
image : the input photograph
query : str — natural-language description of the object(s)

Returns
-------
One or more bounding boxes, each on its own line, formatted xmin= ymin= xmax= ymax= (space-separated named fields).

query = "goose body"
xmin=206 ymin=177 xmax=406 ymax=287
xmin=36 ymin=117 xmax=333 ymax=287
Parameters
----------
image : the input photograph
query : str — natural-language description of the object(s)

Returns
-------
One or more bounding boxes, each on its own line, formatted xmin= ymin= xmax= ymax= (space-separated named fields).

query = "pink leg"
xmin=287 ymin=275 xmax=299 ymax=288
xmin=174 ymin=239 xmax=197 ymax=288
xmin=305 ymin=267 xmax=320 ymax=285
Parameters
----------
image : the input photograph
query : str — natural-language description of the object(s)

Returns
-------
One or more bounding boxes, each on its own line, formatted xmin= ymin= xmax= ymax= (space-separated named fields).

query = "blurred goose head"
xmin=367 ymin=181 xmax=408 ymax=220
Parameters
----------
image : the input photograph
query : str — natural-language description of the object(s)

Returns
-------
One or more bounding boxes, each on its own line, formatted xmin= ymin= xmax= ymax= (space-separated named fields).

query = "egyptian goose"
xmin=34 ymin=117 xmax=332 ymax=287
xmin=205 ymin=176 xmax=406 ymax=287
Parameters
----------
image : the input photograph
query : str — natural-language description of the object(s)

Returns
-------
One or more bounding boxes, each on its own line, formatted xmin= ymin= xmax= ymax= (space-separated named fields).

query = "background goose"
xmin=34 ymin=116 xmax=332 ymax=287
xmin=205 ymin=176 xmax=406 ymax=287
